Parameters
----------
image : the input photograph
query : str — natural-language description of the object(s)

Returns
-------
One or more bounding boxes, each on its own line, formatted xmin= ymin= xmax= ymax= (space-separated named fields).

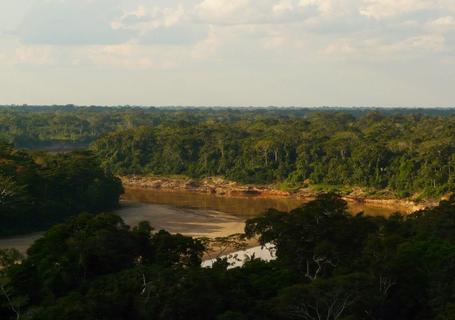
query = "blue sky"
xmin=0 ymin=0 xmax=454 ymax=106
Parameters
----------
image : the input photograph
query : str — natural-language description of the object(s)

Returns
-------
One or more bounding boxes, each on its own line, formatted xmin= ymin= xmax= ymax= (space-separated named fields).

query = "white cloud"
xmin=0 ymin=38 xmax=199 ymax=70
xmin=191 ymin=26 xmax=220 ymax=59
xmin=299 ymin=0 xmax=335 ymax=14
xmin=1 ymin=0 xmax=455 ymax=106
xmin=322 ymin=33 xmax=446 ymax=61
xmin=273 ymin=0 xmax=295 ymax=15
xmin=14 ymin=45 xmax=53 ymax=65
xmin=323 ymin=39 xmax=356 ymax=55
xmin=86 ymin=43 xmax=181 ymax=69
xmin=400 ymin=34 xmax=445 ymax=51
xmin=17 ymin=0 xmax=132 ymax=45
xmin=112 ymin=5 xmax=186 ymax=34
xmin=359 ymin=0 xmax=430 ymax=20
xmin=194 ymin=0 xmax=314 ymax=25
xmin=110 ymin=4 xmax=209 ymax=45
xmin=7 ymin=0 xmax=453 ymax=62
xmin=426 ymin=16 xmax=455 ymax=32
xmin=195 ymin=0 xmax=251 ymax=22
xmin=359 ymin=0 xmax=455 ymax=20
xmin=16 ymin=0 xmax=206 ymax=46
xmin=263 ymin=34 xmax=290 ymax=49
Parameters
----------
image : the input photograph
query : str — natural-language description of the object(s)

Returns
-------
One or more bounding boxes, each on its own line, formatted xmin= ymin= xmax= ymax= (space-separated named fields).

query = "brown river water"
xmin=0 ymin=188 xmax=405 ymax=253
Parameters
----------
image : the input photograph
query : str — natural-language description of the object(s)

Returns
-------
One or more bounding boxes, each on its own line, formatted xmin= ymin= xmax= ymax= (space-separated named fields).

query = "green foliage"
xmin=245 ymin=194 xmax=379 ymax=278
xmin=88 ymin=111 xmax=455 ymax=198
xmin=2 ymin=106 xmax=455 ymax=318
xmin=2 ymin=106 xmax=455 ymax=197
xmin=0 ymin=142 xmax=123 ymax=237
xmin=1 ymin=195 xmax=455 ymax=319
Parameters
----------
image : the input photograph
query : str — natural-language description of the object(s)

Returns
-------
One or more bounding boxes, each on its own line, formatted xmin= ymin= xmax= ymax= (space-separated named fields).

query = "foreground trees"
xmin=1 ymin=194 xmax=455 ymax=319
xmin=0 ymin=141 xmax=123 ymax=236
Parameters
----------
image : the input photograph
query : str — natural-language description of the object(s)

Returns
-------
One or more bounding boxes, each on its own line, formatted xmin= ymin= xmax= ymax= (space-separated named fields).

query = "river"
xmin=0 ymin=187 xmax=406 ymax=253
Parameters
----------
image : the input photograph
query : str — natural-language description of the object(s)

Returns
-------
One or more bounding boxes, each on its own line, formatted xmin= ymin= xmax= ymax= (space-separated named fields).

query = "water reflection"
xmin=122 ymin=187 xmax=403 ymax=218
xmin=0 ymin=188 xmax=405 ymax=254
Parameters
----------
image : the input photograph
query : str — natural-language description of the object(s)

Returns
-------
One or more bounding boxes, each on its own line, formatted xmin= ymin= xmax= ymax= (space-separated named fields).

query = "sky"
xmin=0 ymin=0 xmax=454 ymax=107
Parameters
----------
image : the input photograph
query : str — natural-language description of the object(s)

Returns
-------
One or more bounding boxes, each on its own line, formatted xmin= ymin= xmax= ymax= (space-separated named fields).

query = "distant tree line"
xmin=1 ymin=194 xmax=455 ymax=319
xmin=90 ymin=112 xmax=455 ymax=198
xmin=0 ymin=141 xmax=123 ymax=237
xmin=1 ymin=106 xmax=455 ymax=149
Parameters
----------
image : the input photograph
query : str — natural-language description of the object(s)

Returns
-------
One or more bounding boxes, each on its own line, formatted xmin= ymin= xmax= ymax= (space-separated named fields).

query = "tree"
xmin=0 ymin=249 xmax=24 ymax=320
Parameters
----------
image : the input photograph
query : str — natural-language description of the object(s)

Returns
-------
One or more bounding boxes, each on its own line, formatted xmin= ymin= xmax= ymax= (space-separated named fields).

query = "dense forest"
xmin=1 ymin=105 xmax=455 ymax=149
xmin=1 ymin=106 xmax=454 ymax=198
xmin=90 ymin=111 xmax=455 ymax=198
xmin=0 ymin=141 xmax=123 ymax=237
xmin=1 ymin=194 xmax=455 ymax=320
xmin=1 ymin=106 xmax=455 ymax=319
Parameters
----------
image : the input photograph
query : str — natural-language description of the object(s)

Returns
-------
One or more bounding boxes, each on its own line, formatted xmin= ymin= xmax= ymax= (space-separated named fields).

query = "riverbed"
xmin=0 ymin=187 xmax=407 ymax=253
xmin=122 ymin=187 xmax=406 ymax=218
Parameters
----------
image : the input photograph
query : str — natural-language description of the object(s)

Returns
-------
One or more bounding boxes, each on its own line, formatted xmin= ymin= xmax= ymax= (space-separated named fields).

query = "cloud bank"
xmin=0 ymin=0 xmax=454 ymax=106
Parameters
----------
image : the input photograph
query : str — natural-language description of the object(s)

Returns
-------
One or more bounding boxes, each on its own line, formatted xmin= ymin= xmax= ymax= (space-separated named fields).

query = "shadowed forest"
xmin=1 ymin=194 xmax=455 ymax=319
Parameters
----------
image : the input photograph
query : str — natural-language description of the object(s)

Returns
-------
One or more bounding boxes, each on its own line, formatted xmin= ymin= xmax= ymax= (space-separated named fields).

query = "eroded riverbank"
xmin=122 ymin=187 xmax=413 ymax=217
xmin=121 ymin=176 xmax=434 ymax=214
